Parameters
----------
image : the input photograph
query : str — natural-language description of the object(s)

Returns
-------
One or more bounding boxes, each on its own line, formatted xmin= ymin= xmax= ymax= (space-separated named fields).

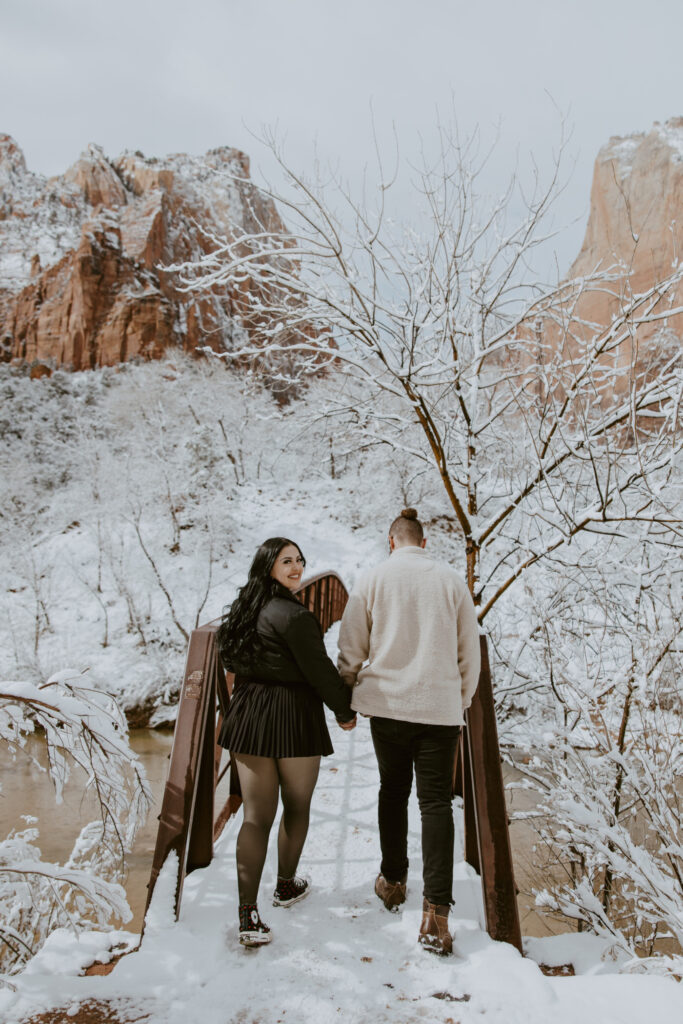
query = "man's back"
xmin=337 ymin=546 xmax=480 ymax=726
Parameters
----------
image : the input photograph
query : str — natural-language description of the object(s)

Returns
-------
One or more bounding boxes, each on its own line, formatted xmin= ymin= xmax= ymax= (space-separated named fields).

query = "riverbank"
xmin=1 ymin=725 xmax=572 ymax=941
xmin=2 ymin=719 xmax=681 ymax=1024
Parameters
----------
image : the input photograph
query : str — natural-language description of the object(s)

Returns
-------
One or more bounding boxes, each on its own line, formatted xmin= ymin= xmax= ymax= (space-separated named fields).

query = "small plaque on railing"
xmin=184 ymin=670 xmax=203 ymax=699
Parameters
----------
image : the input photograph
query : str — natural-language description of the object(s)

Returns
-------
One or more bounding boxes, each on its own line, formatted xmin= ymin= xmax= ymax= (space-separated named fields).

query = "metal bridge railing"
xmin=144 ymin=571 xmax=521 ymax=952
xmin=143 ymin=571 xmax=349 ymax=924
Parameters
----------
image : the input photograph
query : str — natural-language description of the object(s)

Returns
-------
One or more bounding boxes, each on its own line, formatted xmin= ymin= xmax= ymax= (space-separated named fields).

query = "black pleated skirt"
xmin=218 ymin=677 xmax=334 ymax=758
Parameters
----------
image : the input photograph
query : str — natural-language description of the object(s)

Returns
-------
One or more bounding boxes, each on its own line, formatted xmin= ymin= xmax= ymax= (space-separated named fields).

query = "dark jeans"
xmin=370 ymin=717 xmax=460 ymax=906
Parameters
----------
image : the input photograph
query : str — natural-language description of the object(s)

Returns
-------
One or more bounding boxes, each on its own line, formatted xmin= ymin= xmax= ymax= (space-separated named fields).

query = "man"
xmin=337 ymin=508 xmax=480 ymax=955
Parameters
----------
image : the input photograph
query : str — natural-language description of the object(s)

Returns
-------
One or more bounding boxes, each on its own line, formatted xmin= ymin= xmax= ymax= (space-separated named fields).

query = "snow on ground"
xmin=0 ymin=359 xmax=404 ymax=726
xmin=2 ymin=713 xmax=681 ymax=1024
xmin=2 ymin=358 xmax=682 ymax=1013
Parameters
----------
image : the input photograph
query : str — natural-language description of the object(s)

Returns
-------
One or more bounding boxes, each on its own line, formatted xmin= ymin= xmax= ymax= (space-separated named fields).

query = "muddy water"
xmin=0 ymin=732 xmax=559 ymax=938
xmin=505 ymin=764 xmax=564 ymax=938
xmin=0 ymin=730 xmax=174 ymax=934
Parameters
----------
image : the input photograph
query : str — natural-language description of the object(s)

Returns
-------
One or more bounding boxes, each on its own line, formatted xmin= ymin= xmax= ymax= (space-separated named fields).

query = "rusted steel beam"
xmin=465 ymin=636 xmax=522 ymax=952
xmin=452 ymin=729 xmax=480 ymax=870
xmin=213 ymin=793 xmax=243 ymax=842
xmin=144 ymin=623 xmax=218 ymax=921
xmin=187 ymin=643 xmax=221 ymax=872
xmin=461 ymin=725 xmax=480 ymax=874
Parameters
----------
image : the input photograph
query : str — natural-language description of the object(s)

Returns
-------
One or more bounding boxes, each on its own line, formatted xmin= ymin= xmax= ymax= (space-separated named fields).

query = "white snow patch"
xmin=655 ymin=118 xmax=683 ymax=162
xmin=142 ymin=851 xmax=179 ymax=937
xmin=599 ymin=134 xmax=643 ymax=180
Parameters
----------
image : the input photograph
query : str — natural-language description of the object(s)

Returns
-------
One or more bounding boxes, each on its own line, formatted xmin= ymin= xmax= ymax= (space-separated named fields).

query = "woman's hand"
xmin=337 ymin=715 xmax=357 ymax=731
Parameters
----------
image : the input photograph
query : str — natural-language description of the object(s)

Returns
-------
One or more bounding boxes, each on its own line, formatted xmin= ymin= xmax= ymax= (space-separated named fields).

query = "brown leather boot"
xmin=418 ymin=898 xmax=453 ymax=955
xmin=374 ymin=872 xmax=407 ymax=912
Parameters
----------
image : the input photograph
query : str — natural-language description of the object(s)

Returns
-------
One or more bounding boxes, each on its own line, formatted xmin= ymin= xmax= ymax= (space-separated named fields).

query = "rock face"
xmin=0 ymin=137 xmax=286 ymax=370
xmin=568 ymin=118 xmax=683 ymax=348
xmin=3 ymin=123 xmax=681 ymax=376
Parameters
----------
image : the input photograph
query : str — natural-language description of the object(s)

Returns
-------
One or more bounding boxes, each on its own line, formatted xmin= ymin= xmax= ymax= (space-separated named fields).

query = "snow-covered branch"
xmin=0 ymin=671 xmax=151 ymax=973
xmin=175 ymin=121 xmax=682 ymax=612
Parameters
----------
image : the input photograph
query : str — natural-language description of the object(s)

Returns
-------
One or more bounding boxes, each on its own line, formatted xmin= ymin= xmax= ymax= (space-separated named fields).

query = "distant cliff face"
xmin=568 ymin=118 xmax=683 ymax=347
xmin=0 ymin=137 xmax=285 ymax=370
xmin=3 ymin=123 xmax=681 ymax=377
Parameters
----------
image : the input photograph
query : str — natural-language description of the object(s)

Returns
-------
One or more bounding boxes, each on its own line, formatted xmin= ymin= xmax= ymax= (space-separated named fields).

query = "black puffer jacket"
xmin=230 ymin=591 xmax=355 ymax=723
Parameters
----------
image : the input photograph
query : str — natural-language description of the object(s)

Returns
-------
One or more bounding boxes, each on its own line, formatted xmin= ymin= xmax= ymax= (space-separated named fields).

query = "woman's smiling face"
xmin=270 ymin=544 xmax=305 ymax=591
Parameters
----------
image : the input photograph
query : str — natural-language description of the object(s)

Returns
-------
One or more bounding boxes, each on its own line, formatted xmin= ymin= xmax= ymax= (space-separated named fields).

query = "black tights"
xmin=233 ymin=753 xmax=321 ymax=905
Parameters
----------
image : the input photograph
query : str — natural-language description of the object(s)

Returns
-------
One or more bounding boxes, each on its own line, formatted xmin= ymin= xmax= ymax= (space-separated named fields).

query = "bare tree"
xmin=176 ymin=122 xmax=683 ymax=618
xmin=176 ymin=122 xmax=683 ymax=959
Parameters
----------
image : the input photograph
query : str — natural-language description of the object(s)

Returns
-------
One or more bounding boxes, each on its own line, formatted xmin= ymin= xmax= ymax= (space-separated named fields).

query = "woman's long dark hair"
xmin=216 ymin=537 xmax=305 ymax=670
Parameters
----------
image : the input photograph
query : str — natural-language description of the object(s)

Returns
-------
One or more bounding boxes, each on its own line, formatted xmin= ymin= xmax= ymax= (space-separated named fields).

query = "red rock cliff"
xmin=0 ymin=138 xmax=286 ymax=370
xmin=568 ymin=118 xmax=683 ymax=350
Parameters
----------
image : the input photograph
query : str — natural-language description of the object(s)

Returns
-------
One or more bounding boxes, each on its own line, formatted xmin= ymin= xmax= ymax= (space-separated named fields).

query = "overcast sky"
xmin=1 ymin=0 xmax=681 ymax=272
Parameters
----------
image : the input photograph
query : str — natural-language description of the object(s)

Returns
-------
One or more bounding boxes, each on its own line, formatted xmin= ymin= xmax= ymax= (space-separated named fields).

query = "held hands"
xmin=337 ymin=715 xmax=357 ymax=731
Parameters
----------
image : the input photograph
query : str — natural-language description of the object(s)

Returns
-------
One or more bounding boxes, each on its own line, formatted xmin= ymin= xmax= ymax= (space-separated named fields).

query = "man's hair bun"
xmin=390 ymin=507 xmax=424 ymax=541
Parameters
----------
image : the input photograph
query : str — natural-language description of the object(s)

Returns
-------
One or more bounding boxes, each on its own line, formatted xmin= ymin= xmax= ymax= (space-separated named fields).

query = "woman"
xmin=217 ymin=537 xmax=356 ymax=948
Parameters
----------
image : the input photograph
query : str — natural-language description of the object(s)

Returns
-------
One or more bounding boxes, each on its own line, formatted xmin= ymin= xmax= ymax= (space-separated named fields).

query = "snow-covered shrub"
xmin=510 ymin=540 xmax=683 ymax=966
xmin=0 ymin=670 xmax=150 ymax=973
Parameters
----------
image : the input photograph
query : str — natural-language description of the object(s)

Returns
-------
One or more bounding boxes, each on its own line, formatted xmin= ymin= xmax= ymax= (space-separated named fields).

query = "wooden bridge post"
xmin=463 ymin=635 xmax=522 ymax=951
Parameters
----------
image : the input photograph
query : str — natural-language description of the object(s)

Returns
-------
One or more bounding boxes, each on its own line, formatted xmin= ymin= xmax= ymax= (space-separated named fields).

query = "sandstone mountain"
xmin=0 ymin=136 xmax=285 ymax=370
xmin=1 ymin=122 xmax=682 ymax=377
xmin=568 ymin=117 xmax=683 ymax=349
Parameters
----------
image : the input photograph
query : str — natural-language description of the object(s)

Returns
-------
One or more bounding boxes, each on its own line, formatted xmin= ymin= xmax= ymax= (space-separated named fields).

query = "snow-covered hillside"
xmin=1 ymin=354 xmax=681 ymax=978
xmin=0 ymin=136 xmax=85 ymax=290
xmin=0 ymin=354 xmax=444 ymax=726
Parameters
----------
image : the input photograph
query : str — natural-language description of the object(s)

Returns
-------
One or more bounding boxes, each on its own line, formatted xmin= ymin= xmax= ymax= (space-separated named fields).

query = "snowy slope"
xmin=0 ymin=356 xmax=430 ymax=726
xmin=2 ymin=355 xmax=681 ymax=984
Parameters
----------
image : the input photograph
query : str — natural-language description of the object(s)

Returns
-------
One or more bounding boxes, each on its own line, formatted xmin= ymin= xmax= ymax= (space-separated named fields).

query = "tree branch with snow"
xmin=0 ymin=670 xmax=150 ymax=974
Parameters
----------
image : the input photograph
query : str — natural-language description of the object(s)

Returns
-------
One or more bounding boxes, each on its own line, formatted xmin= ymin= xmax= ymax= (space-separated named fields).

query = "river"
xmin=1 ymin=730 xmax=174 ymax=934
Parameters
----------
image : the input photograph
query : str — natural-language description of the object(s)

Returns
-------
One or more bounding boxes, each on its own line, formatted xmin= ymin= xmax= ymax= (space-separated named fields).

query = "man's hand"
xmin=337 ymin=715 xmax=357 ymax=731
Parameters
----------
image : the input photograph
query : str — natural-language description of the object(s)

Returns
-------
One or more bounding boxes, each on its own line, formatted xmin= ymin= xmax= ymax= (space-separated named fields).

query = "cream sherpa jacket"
xmin=337 ymin=546 xmax=481 ymax=726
